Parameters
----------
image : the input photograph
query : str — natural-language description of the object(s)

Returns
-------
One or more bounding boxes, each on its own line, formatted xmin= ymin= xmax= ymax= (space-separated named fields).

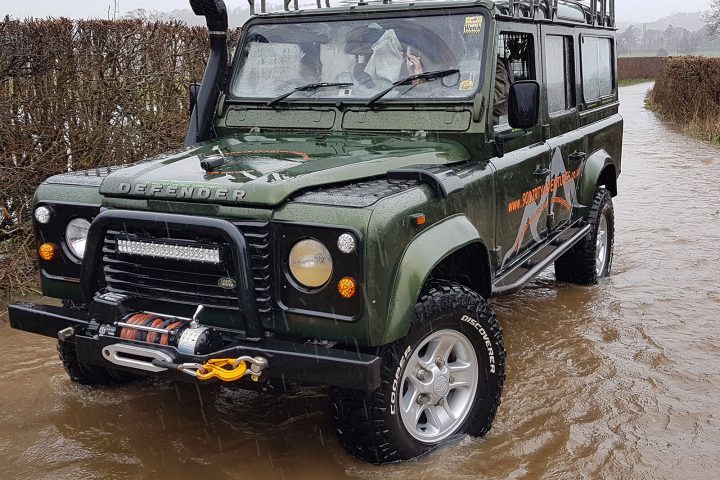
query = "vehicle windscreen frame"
xmin=225 ymin=7 xmax=491 ymax=108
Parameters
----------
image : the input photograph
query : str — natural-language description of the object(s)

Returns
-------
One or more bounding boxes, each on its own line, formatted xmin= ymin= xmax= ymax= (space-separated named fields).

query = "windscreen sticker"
xmin=464 ymin=16 xmax=484 ymax=35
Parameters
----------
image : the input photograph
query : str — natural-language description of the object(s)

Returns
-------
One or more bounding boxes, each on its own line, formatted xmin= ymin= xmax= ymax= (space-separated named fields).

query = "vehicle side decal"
xmin=502 ymin=149 xmax=580 ymax=266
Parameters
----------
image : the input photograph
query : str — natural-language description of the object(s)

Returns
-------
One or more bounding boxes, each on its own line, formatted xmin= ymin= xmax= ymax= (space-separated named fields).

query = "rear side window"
xmin=544 ymin=35 xmax=574 ymax=113
xmin=581 ymin=36 xmax=614 ymax=101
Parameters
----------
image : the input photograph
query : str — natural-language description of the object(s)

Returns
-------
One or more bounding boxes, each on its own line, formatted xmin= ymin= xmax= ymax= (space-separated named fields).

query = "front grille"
xmin=239 ymin=222 xmax=273 ymax=321
xmin=101 ymin=222 xmax=272 ymax=322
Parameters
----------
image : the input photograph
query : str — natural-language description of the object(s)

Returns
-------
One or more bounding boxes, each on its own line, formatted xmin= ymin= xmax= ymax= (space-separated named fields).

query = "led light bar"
xmin=117 ymin=239 xmax=221 ymax=264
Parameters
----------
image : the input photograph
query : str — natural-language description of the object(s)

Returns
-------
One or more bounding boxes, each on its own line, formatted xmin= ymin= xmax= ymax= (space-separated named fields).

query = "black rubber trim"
xmin=386 ymin=165 xmax=465 ymax=198
xmin=79 ymin=209 xmax=262 ymax=339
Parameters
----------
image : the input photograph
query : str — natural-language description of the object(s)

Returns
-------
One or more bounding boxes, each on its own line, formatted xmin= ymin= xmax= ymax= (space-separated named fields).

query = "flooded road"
xmin=1 ymin=82 xmax=719 ymax=479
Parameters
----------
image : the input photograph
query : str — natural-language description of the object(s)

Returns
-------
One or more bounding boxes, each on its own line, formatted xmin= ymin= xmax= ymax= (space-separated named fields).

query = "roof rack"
xmin=497 ymin=0 xmax=615 ymax=28
xmin=244 ymin=0 xmax=614 ymax=28
xmin=248 ymin=0 xmax=332 ymax=15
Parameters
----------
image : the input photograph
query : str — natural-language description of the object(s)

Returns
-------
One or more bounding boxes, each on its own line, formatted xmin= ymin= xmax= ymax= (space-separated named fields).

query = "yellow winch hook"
xmin=196 ymin=358 xmax=249 ymax=382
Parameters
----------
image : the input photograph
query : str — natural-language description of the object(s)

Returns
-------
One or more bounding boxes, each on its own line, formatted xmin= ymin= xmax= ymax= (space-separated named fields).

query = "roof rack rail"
xmin=248 ymin=0 xmax=332 ymax=15
xmin=497 ymin=0 xmax=615 ymax=28
xmin=243 ymin=0 xmax=614 ymax=28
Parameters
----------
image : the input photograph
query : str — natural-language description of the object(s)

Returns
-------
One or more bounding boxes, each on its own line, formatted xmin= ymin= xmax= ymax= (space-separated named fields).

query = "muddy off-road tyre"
xmin=555 ymin=187 xmax=615 ymax=285
xmin=329 ymin=281 xmax=505 ymax=464
xmin=58 ymin=340 xmax=139 ymax=386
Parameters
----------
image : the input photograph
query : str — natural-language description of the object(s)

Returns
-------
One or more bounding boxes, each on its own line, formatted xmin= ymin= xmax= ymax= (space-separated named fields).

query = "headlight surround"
xmin=288 ymin=239 xmax=333 ymax=288
xmin=65 ymin=218 xmax=91 ymax=259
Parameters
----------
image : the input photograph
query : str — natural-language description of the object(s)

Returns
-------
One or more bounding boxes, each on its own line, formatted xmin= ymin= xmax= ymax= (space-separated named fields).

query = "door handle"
xmin=534 ymin=168 xmax=551 ymax=179
xmin=569 ymin=151 xmax=586 ymax=163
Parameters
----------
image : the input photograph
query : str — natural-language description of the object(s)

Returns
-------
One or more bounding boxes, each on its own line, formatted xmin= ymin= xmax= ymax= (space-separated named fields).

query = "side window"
xmin=544 ymin=35 xmax=575 ymax=113
xmin=581 ymin=36 xmax=614 ymax=101
xmin=494 ymin=32 xmax=535 ymax=126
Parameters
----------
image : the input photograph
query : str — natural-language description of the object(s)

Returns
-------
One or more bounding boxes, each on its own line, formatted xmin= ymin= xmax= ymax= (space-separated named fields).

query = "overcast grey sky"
xmin=0 ymin=0 xmax=713 ymax=22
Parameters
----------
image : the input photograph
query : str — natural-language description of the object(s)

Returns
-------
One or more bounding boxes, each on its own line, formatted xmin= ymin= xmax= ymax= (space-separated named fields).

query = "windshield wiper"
xmin=267 ymin=82 xmax=353 ymax=108
xmin=366 ymin=69 xmax=460 ymax=108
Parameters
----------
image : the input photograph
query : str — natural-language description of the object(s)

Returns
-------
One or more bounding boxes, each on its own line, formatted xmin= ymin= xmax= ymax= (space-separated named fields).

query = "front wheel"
xmin=329 ymin=281 xmax=505 ymax=464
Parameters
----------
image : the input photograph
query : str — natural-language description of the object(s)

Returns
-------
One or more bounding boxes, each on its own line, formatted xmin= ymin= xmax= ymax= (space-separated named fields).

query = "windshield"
xmin=230 ymin=13 xmax=487 ymax=103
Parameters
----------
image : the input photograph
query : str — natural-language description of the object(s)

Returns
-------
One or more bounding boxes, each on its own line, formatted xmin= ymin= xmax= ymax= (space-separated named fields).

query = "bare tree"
xmin=703 ymin=0 xmax=720 ymax=38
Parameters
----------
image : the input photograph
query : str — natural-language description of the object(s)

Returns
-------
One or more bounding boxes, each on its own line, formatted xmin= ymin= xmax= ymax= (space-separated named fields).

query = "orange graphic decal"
xmin=507 ymin=167 xmax=581 ymax=214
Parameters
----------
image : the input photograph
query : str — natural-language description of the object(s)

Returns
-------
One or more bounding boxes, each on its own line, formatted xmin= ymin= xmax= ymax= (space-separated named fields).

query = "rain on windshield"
xmin=230 ymin=13 xmax=487 ymax=102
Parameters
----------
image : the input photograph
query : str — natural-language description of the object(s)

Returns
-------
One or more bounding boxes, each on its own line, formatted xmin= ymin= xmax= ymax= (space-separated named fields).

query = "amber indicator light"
xmin=38 ymin=243 xmax=57 ymax=261
xmin=337 ymin=277 xmax=357 ymax=299
xmin=411 ymin=213 xmax=426 ymax=226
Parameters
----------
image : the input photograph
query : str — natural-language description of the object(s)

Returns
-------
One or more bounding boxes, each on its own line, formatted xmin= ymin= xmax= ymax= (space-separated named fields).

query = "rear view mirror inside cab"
xmin=508 ymin=80 xmax=540 ymax=130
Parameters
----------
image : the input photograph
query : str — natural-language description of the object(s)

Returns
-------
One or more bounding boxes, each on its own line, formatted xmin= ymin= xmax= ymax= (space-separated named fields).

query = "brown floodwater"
xmin=1 ymin=82 xmax=719 ymax=480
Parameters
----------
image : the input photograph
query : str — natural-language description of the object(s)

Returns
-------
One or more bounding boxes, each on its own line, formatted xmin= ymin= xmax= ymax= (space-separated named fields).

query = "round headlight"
xmin=289 ymin=239 xmax=333 ymax=288
xmin=34 ymin=206 xmax=51 ymax=224
xmin=65 ymin=218 xmax=91 ymax=259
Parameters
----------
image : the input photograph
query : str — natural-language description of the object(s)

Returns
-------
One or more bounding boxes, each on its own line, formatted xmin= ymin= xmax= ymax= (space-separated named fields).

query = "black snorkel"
xmin=184 ymin=0 xmax=229 ymax=146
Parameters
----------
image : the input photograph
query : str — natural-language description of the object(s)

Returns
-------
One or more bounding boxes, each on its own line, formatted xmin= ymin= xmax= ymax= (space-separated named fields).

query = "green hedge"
xmin=648 ymin=56 xmax=720 ymax=143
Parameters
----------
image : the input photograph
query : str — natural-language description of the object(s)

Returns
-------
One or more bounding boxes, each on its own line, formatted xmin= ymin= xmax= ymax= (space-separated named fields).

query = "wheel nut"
xmin=416 ymin=394 xmax=430 ymax=405
xmin=449 ymin=376 xmax=455 ymax=384
xmin=435 ymin=357 xmax=446 ymax=368
xmin=436 ymin=398 xmax=445 ymax=407
xmin=416 ymin=369 xmax=429 ymax=381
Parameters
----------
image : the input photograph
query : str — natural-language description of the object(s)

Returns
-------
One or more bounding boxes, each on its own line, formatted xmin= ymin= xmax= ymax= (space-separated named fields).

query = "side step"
xmin=492 ymin=224 xmax=592 ymax=296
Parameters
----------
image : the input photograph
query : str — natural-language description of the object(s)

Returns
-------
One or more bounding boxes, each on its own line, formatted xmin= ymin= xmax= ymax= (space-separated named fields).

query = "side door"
xmin=540 ymin=26 xmax=585 ymax=232
xmin=491 ymin=24 xmax=552 ymax=270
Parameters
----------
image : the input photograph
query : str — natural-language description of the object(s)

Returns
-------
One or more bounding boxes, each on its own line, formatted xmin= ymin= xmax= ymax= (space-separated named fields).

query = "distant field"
xmin=619 ymin=51 xmax=720 ymax=58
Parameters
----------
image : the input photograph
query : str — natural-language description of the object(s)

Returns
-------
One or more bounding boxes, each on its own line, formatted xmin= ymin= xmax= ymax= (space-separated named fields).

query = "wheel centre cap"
xmin=433 ymin=375 xmax=449 ymax=397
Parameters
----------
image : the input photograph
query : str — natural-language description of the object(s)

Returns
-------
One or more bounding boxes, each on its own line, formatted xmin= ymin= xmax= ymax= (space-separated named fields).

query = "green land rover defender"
xmin=9 ymin=0 xmax=622 ymax=463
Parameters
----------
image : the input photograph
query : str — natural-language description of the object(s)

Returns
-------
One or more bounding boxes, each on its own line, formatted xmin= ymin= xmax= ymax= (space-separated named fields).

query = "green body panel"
xmin=31 ymin=1 xmax=623 ymax=347
xmin=35 ymin=183 xmax=105 ymax=206
xmin=382 ymin=215 xmax=487 ymax=344
xmin=98 ymin=135 xmax=471 ymax=207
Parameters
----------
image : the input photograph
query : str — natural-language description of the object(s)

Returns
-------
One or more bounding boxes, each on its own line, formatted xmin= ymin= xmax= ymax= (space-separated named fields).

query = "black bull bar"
xmin=8 ymin=303 xmax=381 ymax=391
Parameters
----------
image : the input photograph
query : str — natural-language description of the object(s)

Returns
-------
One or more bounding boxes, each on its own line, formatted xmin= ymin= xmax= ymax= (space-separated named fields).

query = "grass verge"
xmin=619 ymin=78 xmax=655 ymax=87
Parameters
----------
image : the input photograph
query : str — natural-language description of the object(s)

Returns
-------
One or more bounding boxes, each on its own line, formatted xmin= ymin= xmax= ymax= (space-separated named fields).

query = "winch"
xmin=90 ymin=295 xmax=223 ymax=355
xmin=114 ymin=309 xmax=223 ymax=356
xmin=86 ymin=293 xmax=268 ymax=381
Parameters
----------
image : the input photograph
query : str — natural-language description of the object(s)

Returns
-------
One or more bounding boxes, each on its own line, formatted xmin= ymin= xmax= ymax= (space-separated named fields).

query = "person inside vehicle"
xmin=364 ymin=29 xmax=405 ymax=84
xmin=493 ymin=55 xmax=511 ymax=125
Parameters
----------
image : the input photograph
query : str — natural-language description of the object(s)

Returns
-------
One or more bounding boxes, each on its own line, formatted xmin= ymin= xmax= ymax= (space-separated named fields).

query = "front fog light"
xmin=34 ymin=206 xmax=51 ymax=224
xmin=289 ymin=239 xmax=333 ymax=288
xmin=65 ymin=218 xmax=91 ymax=258
xmin=337 ymin=233 xmax=356 ymax=254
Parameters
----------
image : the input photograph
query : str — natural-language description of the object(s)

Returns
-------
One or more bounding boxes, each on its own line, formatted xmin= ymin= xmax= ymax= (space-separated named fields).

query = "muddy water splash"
xmin=1 ymin=82 xmax=719 ymax=479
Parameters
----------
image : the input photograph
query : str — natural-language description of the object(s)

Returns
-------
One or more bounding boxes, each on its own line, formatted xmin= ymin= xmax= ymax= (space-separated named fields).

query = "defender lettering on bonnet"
xmin=117 ymin=182 xmax=246 ymax=201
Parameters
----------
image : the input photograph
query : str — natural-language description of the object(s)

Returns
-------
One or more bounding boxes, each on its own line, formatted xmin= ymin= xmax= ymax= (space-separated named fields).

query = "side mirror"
xmin=508 ymin=80 xmax=540 ymax=130
xmin=189 ymin=83 xmax=201 ymax=117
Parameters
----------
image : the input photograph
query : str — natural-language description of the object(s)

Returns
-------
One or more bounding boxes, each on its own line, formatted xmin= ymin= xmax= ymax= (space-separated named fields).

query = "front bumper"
xmin=8 ymin=302 xmax=381 ymax=391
